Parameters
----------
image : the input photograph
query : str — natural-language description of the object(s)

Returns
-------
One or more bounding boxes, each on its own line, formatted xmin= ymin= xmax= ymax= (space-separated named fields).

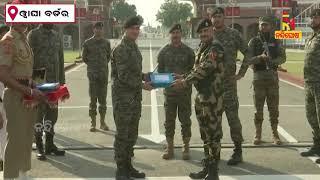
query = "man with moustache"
xmin=111 ymin=16 xmax=153 ymax=180
xmin=172 ymin=18 xmax=224 ymax=180
xmin=208 ymin=7 xmax=249 ymax=168
xmin=28 ymin=23 xmax=65 ymax=160
xmin=300 ymin=9 xmax=320 ymax=164
xmin=0 ymin=21 xmax=46 ymax=180
xmin=157 ymin=23 xmax=195 ymax=160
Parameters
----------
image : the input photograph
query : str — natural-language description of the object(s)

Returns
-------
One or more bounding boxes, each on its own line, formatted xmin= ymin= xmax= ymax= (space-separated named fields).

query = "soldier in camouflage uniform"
xmin=157 ymin=23 xmax=195 ymax=160
xmin=209 ymin=7 xmax=248 ymax=167
xmin=111 ymin=16 xmax=153 ymax=180
xmin=300 ymin=9 xmax=320 ymax=164
xmin=28 ymin=24 xmax=65 ymax=160
xmin=82 ymin=22 xmax=111 ymax=132
xmin=238 ymin=16 xmax=286 ymax=145
xmin=172 ymin=19 xmax=224 ymax=180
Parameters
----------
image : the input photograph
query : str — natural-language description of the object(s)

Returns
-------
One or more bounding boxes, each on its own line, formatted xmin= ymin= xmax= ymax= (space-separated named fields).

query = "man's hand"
xmin=171 ymin=79 xmax=186 ymax=89
xmin=259 ymin=54 xmax=270 ymax=61
xmin=0 ymin=112 xmax=4 ymax=130
xmin=173 ymin=73 xmax=183 ymax=80
xmin=142 ymin=81 xmax=153 ymax=91
xmin=230 ymin=74 xmax=243 ymax=81
xmin=31 ymin=89 xmax=47 ymax=102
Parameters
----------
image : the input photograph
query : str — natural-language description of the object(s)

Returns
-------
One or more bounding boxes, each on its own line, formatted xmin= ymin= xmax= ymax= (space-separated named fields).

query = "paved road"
xmin=2 ymin=39 xmax=320 ymax=180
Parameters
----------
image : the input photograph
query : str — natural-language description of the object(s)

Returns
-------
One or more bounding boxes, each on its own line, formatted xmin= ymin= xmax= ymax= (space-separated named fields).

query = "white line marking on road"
xmin=65 ymin=63 xmax=85 ymax=75
xmin=2 ymin=175 xmax=320 ymax=180
xmin=279 ymin=78 xmax=304 ymax=90
xmin=140 ymin=41 xmax=165 ymax=143
xmin=278 ymin=125 xmax=298 ymax=143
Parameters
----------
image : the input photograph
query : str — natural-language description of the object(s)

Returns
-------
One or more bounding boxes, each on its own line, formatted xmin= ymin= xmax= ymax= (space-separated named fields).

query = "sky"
xmin=126 ymin=0 xmax=193 ymax=27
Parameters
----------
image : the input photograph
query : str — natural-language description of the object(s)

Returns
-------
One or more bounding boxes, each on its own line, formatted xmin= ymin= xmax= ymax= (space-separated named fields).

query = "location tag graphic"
xmin=8 ymin=6 xmax=19 ymax=21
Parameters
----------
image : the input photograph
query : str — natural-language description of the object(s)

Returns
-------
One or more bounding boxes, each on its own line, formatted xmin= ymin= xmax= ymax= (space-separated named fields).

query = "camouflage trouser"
xmin=88 ymin=79 xmax=108 ymax=118
xmin=195 ymin=96 xmax=223 ymax=162
xmin=305 ymin=83 xmax=320 ymax=140
xmin=112 ymin=91 xmax=141 ymax=164
xmin=34 ymin=103 xmax=58 ymax=136
xmin=164 ymin=94 xmax=192 ymax=139
xmin=253 ymin=80 xmax=279 ymax=126
xmin=223 ymin=80 xmax=243 ymax=143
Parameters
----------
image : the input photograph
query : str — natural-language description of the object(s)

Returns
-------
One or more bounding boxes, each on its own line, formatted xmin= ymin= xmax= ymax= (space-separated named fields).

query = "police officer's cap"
xmin=124 ymin=16 xmax=143 ymax=29
xmin=211 ymin=7 xmax=224 ymax=16
xmin=169 ymin=23 xmax=182 ymax=33
xmin=93 ymin=22 xmax=103 ymax=28
xmin=311 ymin=9 xmax=320 ymax=17
xmin=196 ymin=18 xmax=212 ymax=33
xmin=259 ymin=16 xmax=274 ymax=25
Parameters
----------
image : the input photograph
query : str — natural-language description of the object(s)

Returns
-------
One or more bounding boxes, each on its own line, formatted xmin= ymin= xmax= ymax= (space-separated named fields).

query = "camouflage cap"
xmin=169 ymin=23 xmax=182 ymax=33
xmin=310 ymin=9 xmax=320 ymax=17
xmin=259 ymin=16 xmax=274 ymax=25
xmin=124 ymin=16 xmax=143 ymax=29
xmin=211 ymin=7 xmax=224 ymax=16
xmin=93 ymin=22 xmax=103 ymax=28
xmin=196 ymin=18 xmax=212 ymax=33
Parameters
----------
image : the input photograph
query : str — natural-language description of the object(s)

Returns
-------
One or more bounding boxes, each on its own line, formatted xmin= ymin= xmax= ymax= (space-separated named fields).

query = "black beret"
xmin=169 ymin=23 xmax=182 ymax=33
xmin=124 ymin=16 xmax=143 ymax=29
xmin=93 ymin=22 xmax=103 ymax=28
xmin=197 ymin=18 xmax=212 ymax=33
xmin=211 ymin=7 xmax=224 ymax=16
xmin=311 ymin=9 xmax=320 ymax=17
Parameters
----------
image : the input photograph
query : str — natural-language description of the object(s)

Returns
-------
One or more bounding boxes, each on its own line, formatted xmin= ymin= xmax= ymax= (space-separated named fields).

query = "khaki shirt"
xmin=0 ymin=29 xmax=33 ymax=79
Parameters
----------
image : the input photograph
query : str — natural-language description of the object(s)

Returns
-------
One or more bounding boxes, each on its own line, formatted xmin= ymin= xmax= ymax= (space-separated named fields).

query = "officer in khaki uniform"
xmin=0 ymin=23 xmax=46 ymax=179
xmin=157 ymin=24 xmax=195 ymax=160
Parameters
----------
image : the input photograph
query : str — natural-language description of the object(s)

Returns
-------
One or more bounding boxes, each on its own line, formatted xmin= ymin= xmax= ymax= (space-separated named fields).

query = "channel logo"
xmin=275 ymin=10 xmax=302 ymax=39
xmin=5 ymin=4 xmax=75 ymax=24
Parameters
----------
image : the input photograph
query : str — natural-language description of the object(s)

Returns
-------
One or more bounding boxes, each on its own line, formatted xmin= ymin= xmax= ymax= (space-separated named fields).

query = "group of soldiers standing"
xmin=0 ymin=0 xmax=320 ymax=179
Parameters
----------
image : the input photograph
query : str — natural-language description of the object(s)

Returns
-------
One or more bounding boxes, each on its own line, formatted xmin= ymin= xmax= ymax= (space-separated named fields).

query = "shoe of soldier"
xmin=204 ymin=161 xmax=220 ymax=180
xmin=90 ymin=127 xmax=96 ymax=132
xmin=273 ymin=136 xmax=282 ymax=145
xmin=100 ymin=123 xmax=109 ymax=131
xmin=189 ymin=167 xmax=208 ymax=179
xmin=127 ymin=159 xmax=146 ymax=178
xmin=45 ymin=134 xmax=66 ymax=156
xmin=316 ymin=158 xmax=320 ymax=164
xmin=227 ymin=144 xmax=243 ymax=166
xmin=162 ymin=138 xmax=174 ymax=160
xmin=35 ymin=136 xmax=47 ymax=161
xmin=253 ymin=138 xmax=262 ymax=145
xmin=116 ymin=164 xmax=134 ymax=180
xmin=300 ymin=146 xmax=320 ymax=157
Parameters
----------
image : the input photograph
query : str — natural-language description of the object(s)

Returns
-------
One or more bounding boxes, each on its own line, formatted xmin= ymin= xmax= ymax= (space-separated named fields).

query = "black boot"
xmin=116 ymin=163 xmax=133 ymax=180
xmin=301 ymin=137 xmax=320 ymax=157
xmin=45 ymin=133 xmax=65 ymax=156
xmin=127 ymin=159 xmax=145 ymax=178
xmin=35 ymin=135 xmax=46 ymax=160
xmin=227 ymin=142 xmax=243 ymax=166
xmin=204 ymin=160 xmax=219 ymax=180
xmin=189 ymin=159 xmax=208 ymax=179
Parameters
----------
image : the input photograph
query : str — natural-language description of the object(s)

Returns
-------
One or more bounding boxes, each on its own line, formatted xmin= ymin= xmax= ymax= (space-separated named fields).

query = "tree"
xmin=156 ymin=0 xmax=193 ymax=36
xmin=111 ymin=0 xmax=143 ymax=24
